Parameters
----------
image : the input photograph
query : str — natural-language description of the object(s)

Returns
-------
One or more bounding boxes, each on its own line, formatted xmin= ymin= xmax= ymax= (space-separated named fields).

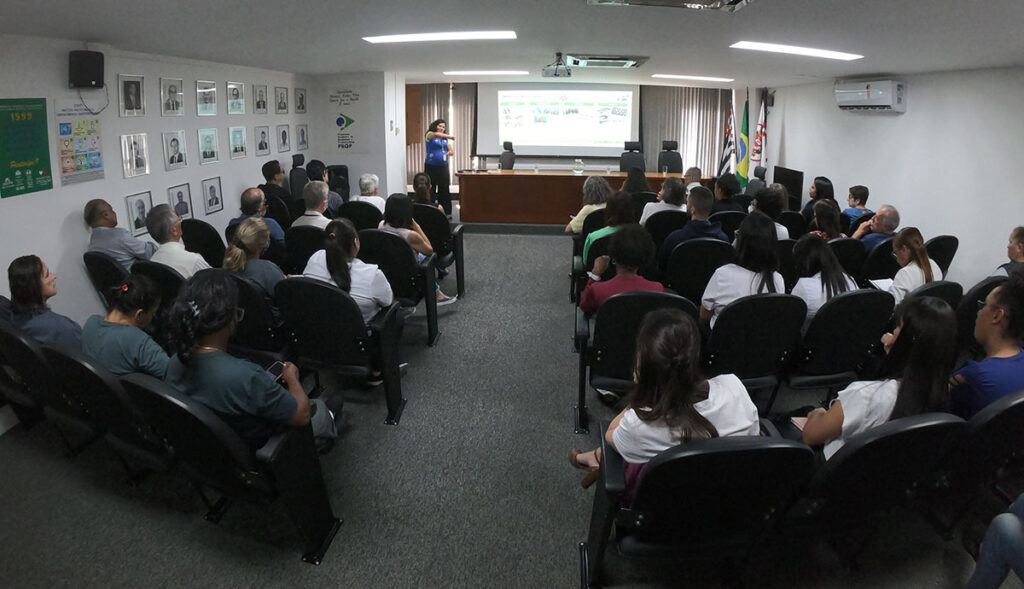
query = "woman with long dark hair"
xmin=568 ymin=308 xmax=758 ymax=493
xmin=424 ymin=118 xmax=454 ymax=215
xmin=303 ymin=219 xmax=394 ymax=322
xmin=790 ymin=234 xmax=858 ymax=330
xmin=801 ymin=175 xmax=835 ymax=222
xmin=800 ymin=296 xmax=956 ymax=458
xmin=889 ymin=227 xmax=942 ymax=304
xmin=809 ymin=199 xmax=847 ymax=240
xmin=81 ymin=274 xmax=168 ymax=378
xmin=700 ymin=211 xmax=784 ymax=327
xmin=622 ymin=166 xmax=652 ymax=195
xmin=379 ymin=194 xmax=456 ymax=305
xmin=7 ymin=255 xmax=81 ymax=347
xmin=411 ymin=172 xmax=443 ymax=211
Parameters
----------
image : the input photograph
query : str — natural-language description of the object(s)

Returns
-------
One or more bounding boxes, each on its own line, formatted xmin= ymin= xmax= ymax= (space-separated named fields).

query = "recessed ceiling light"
xmin=363 ymin=31 xmax=517 ymax=44
xmin=730 ymin=41 xmax=863 ymax=61
xmin=443 ymin=70 xmax=529 ymax=76
xmin=652 ymin=74 xmax=734 ymax=82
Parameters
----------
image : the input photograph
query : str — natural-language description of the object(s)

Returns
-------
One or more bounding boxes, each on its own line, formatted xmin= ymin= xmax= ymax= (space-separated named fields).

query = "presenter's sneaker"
xmin=437 ymin=292 xmax=458 ymax=306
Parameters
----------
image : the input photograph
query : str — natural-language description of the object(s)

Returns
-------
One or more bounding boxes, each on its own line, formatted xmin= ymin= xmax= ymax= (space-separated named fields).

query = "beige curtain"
xmin=450 ymin=83 xmax=476 ymax=187
xmin=641 ymin=86 xmax=729 ymax=175
xmin=406 ymin=84 xmax=449 ymax=184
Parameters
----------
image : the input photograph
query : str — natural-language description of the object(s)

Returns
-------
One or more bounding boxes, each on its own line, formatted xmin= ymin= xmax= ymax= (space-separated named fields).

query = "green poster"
xmin=0 ymin=98 xmax=53 ymax=198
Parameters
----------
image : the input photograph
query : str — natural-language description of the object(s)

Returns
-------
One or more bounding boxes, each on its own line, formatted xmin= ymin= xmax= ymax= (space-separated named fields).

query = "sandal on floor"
xmin=569 ymin=449 xmax=600 ymax=489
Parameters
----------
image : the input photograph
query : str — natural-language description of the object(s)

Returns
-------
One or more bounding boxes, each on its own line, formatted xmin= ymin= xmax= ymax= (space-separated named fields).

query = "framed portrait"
xmin=227 ymin=81 xmax=245 ymax=115
xmin=168 ymin=183 xmax=193 ymax=220
xmin=201 ymin=177 xmax=223 ymax=215
xmin=276 ymin=124 xmax=290 ymax=153
xmin=254 ymin=125 xmax=270 ymax=156
xmin=253 ymin=84 xmax=268 ymax=114
xmin=275 ymin=86 xmax=288 ymax=114
xmin=118 ymin=74 xmax=145 ymax=117
xmin=198 ymin=128 xmax=219 ymax=165
xmin=196 ymin=80 xmax=217 ymax=116
xmin=229 ymin=126 xmax=247 ymax=159
xmin=160 ymin=78 xmax=183 ymax=116
xmin=295 ymin=88 xmax=307 ymax=113
xmin=125 ymin=191 xmax=153 ymax=237
xmin=296 ymin=124 xmax=309 ymax=150
xmin=162 ymin=131 xmax=187 ymax=172
xmin=120 ymin=133 xmax=150 ymax=178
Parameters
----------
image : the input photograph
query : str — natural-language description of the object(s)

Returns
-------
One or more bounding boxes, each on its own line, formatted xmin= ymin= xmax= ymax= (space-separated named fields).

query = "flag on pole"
xmin=717 ymin=100 xmax=734 ymax=176
xmin=736 ymin=94 xmax=750 ymax=188
xmin=751 ymin=93 xmax=766 ymax=173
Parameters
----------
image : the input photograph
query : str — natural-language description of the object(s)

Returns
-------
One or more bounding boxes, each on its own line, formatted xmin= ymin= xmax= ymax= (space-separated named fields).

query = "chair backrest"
xmin=288 ymin=199 xmax=307 ymax=223
xmin=828 ymin=238 xmax=867 ymax=279
xmin=356 ymin=229 xmax=423 ymax=302
xmin=289 ymin=167 xmax=308 ymax=203
xmin=848 ymin=211 xmax=874 ymax=237
xmin=263 ymin=194 xmax=291 ymax=230
xmin=777 ymin=210 xmax=807 ymax=239
xmin=860 ymin=236 xmax=900 ymax=280
xmin=664 ymin=238 xmax=735 ymax=305
xmin=955 ymin=390 xmax=1024 ymax=491
xmin=619 ymin=141 xmax=645 ymax=172
xmin=580 ymin=208 xmax=607 ymax=239
xmin=655 ymin=151 xmax=683 ymax=174
xmin=0 ymin=320 xmax=59 ymax=408
xmin=284 ymin=226 xmax=325 ymax=274
xmin=925 ymin=235 xmax=959 ymax=277
xmin=499 ymin=151 xmax=516 ymax=170
xmin=776 ymin=238 xmax=798 ymax=291
xmin=956 ymin=276 xmax=1008 ymax=354
xmin=796 ymin=289 xmax=895 ymax=376
xmin=590 ymin=292 xmax=699 ymax=381
xmin=905 ymin=280 xmax=963 ymax=309
xmin=585 ymin=234 xmax=615 ymax=278
xmin=630 ymin=191 xmax=659 ymax=224
xmin=627 ymin=437 xmax=815 ymax=546
xmin=704 ymin=294 xmax=807 ymax=381
xmin=180 ymin=219 xmax=226 ymax=268
xmin=0 ymin=295 xmax=10 ymax=323
xmin=82 ymin=251 xmax=130 ymax=311
xmin=412 ymin=203 xmax=454 ymax=259
xmin=708 ymin=210 xmax=747 ymax=243
xmin=325 ymin=165 xmax=348 ymax=186
xmin=130 ymin=261 xmax=185 ymax=323
xmin=644 ymin=210 xmax=689 ymax=251
xmin=838 ymin=212 xmax=853 ymax=234
xmin=336 ymin=200 xmax=383 ymax=231
xmin=228 ymin=274 xmax=284 ymax=352
xmin=274 ymin=277 xmax=371 ymax=369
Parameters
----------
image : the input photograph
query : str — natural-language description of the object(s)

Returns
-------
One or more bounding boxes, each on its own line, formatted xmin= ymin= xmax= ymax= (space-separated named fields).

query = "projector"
xmin=542 ymin=66 xmax=572 ymax=78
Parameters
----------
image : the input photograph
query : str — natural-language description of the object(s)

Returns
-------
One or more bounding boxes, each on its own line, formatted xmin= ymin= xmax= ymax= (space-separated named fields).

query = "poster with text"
xmin=0 ymin=98 xmax=53 ymax=198
xmin=327 ymin=83 xmax=368 ymax=155
xmin=56 ymin=100 xmax=104 ymax=186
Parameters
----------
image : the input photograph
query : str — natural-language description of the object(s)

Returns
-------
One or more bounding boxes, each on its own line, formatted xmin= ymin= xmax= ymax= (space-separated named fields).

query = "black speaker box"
xmin=69 ymin=50 xmax=104 ymax=88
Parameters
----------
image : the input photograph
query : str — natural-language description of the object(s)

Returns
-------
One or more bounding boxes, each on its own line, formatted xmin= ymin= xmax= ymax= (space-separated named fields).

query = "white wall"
xmin=766 ymin=67 xmax=1024 ymax=288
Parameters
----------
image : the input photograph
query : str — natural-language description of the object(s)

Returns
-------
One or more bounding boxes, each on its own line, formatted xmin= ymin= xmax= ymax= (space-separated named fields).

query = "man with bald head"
xmin=852 ymin=203 xmax=900 ymax=251
xmin=84 ymin=198 xmax=157 ymax=271
xmin=227 ymin=187 xmax=287 ymax=263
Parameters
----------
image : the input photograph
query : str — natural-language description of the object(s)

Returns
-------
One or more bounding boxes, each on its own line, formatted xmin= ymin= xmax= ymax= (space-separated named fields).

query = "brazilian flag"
xmin=736 ymin=97 xmax=750 ymax=189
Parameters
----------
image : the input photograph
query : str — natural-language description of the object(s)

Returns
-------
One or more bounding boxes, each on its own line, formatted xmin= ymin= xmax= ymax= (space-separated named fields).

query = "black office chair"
xmin=905 ymin=280 xmax=963 ymax=309
xmin=643 ymin=210 xmax=688 ymax=252
xmin=655 ymin=140 xmax=682 ymax=173
xmin=0 ymin=295 xmax=10 ymax=323
xmin=956 ymin=276 xmax=1007 ymax=359
xmin=130 ymin=261 xmax=186 ymax=349
xmin=413 ymin=203 xmax=466 ymax=297
xmin=82 ymin=251 xmax=130 ymax=311
xmin=925 ymin=235 xmax=959 ymax=277
xmin=289 ymin=154 xmax=308 ymax=201
xmin=119 ymin=373 xmax=341 ymax=564
xmin=288 ymin=199 xmax=308 ymax=224
xmin=629 ymin=191 xmax=658 ymax=224
xmin=263 ymin=194 xmax=292 ymax=231
xmin=662 ymin=238 xmax=735 ymax=306
xmin=848 ymin=211 xmax=874 ymax=237
xmin=284 ymin=226 xmax=325 ymax=274
xmin=859 ymin=236 xmax=900 ymax=284
xmin=181 ymin=218 xmax=226 ymax=268
xmin=777 ymin=210 xmax=807 ymax=239
xmin=336 ymin=200 xmax=383 ymax=231
xmin=743 ymin=165 xmax=767 ymax=196
xmin=226 ymin=274 xmax=287 ymax=365
xmin=325 ymin=165 xmax=349 ymax=187
xmin=708 ymin=210 xmax=747 ymax=243
xmin=571 ymin=208 xmax=607 ymax=262
xmin=828 ymin=237 xmax=867 ymax=280
xmin=0 ymin=319 xmax=45 ymax=427
xmin=499 ymin=141 xmax=516 ymax=170
xmin=776 ymin=238 xmax=798 ymax=291
xmin=839 ymin=212 xmax=854 ymax=234
xmin=276 ymin=277 xmax=405 ymax=424
xmin=619 ymin=141 xmax=645 ymax=172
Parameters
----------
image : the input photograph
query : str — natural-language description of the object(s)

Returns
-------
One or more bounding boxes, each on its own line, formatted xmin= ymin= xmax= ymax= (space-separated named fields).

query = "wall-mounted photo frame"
xmin=227 ymin=81 xmax=245 ymax=115
xmin=255 ymin=126 xmax=270 ymax=156
xmin=119 ymin=74 xmax=145 ymax=117
xmin=163 ymin=130 xmax=187 ymax=171
xmin=201 ymin=177 xmax=223 ymax=215
xmin=253 ymin=84 xmax=268 ymax=114
xmin=160 ymin=77 xmax=183 ymax=116
xmin=198 ymin=128 xmax=219 ymax=164
xmin=126 ymin=191 xmax=153 ymax=236
xmin=275 ymin=86 xmax=288 ymax=114
xmin=168 ymin=183 xmax=193 ymax=220
xmin=196 ymin=80 xmax=217 ymax=116
xmin=229 ymin=126 xmax=247 ymax=159
xmin=120 ymin=133 xmax=150 ymax=178
xmin=295 ymin=88 xmax=307 ymax=113
xmin=277 ymin=124 xmax=290 ymax=153
xmin=296 ymin=124 xmax=308 ymax=150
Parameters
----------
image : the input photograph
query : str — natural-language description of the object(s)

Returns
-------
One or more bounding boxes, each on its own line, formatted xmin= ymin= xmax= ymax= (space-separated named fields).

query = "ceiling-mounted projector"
xmin=542 ymin=52 xmax=572 ymax=78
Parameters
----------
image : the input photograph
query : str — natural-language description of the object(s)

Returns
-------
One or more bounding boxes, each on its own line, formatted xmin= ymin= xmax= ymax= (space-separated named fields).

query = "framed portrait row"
xmin=119 ymin=74 xmax=307 ymax=118
xmin=123 ymin=177 xmax=223 ymax=237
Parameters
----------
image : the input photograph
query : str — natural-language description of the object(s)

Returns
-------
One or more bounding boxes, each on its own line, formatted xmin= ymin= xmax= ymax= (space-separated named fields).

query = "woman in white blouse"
xmin=889 ymin=227 xmax=943 ymax=304
xmin=639 ymin=176 xmax=687 ymax=225
xmin=303 ymin=219 xmax=393 ymax=323
xmin=790 ymin=234 xmax=859 ymax=331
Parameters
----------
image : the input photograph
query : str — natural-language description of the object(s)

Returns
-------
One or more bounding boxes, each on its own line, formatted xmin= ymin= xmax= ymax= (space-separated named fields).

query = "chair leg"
xmin=423 ymin=267 xmax=440 ymax=346
xmin=191 ymin=482 xmax=234 ymax=523
xmin=582 ymin=464 xmax=617 ymax=588
xmin=454 ymin=234 xmax=466 ymax=298
xmin=575 ymin=352 xmax=589 ymax=434
xmin=380 ymin=347 xmax=406 ymax=426
xmin=52 ymin=422 xmax=100 ymax=458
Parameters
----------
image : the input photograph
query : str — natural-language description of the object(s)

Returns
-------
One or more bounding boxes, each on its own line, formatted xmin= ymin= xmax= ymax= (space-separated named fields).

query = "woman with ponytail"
xmin=568 ymin=308 xmax=759 ymax=496
xmin=302 ymin=219 xmax=393 ymax=322
xmin=222 ymin=217 xmax=285 ymax=299
xmin=888 ymin=227 xmax=942 ymax=304
xmin=81 ymin=274 xmax=169 ymax=378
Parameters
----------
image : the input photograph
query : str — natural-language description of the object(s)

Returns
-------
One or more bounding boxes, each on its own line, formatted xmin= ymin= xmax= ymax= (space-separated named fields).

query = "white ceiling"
xmin=5 ymin=0 xmax=1024 ymax=88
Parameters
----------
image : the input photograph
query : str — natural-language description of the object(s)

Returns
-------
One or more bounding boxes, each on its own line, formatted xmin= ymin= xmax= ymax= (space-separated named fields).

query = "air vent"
xmin=564 ymin=54 xmax=649 ymax=69
xmin=587 ymin=0 xmax=755 ymax=12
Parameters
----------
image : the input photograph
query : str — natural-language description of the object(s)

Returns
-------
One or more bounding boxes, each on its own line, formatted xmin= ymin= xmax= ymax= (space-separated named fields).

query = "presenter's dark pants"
xmin=425 ymin=163 xmax=452 ymax=215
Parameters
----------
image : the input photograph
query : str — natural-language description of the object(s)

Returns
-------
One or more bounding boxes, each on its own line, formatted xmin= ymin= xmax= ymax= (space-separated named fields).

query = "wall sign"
xmin=0 ymin=98 xmax=53 ymax=198
xmin=56 ymin=99 xmax=104 ymax=185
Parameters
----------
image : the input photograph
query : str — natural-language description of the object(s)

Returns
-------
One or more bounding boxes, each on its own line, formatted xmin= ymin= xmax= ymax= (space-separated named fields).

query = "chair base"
xmin=574 ymin=404 xmax=589 ymax=435
xmin=384 ymin=398 xmax=407 ymax=426
xmin=301 ymin=517 xmax=343 ymax=565
xmin=579 ymin=541 xmax=594 ymax=588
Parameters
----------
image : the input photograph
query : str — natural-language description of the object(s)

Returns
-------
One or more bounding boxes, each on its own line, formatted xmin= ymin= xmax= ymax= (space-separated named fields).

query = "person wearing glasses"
xmin=852 ymin=204 xmax=900 ymax=252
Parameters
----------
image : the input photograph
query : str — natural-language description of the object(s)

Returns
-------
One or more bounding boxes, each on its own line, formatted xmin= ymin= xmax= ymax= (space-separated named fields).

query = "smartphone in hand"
xmin=790 ymin=417 xmax=808 ymax=431
xmin=264 ymin=361 xmax=285 ymax=382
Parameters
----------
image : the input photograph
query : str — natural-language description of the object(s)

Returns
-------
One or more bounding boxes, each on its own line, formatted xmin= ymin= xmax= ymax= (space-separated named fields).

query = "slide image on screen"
xmin=498 ymin=90 xmax=631 ymax=149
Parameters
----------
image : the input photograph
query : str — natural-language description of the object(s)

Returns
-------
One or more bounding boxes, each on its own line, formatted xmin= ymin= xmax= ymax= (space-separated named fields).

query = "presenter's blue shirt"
xmin=425 ymin=135 xmax=449 ymax=166
xmin=951 ymin=348 xmax=1024 ymax=418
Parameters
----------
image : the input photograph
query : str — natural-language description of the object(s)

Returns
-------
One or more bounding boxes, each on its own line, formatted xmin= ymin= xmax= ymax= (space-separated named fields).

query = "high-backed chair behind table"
xmin=357 ymin=229 xmax=440 ymax=346
xmin=130 ymin=261 xmax=186 ymax=349
xmin=708 ymin=210 xmax=747 ymax=243
xmin=744 ymin=165 xmax=767 ymax=196
xmin=662 ymin=238 xmax=735 ymax=307
xmin=905 ymin=279 xmax=963 ymax=310
xmin=275 ymin=277 xmax=405 ymax=424
xmin=777 ymin=210 xmax=807 ymax=239
xmin=336 ymin=200 xmax=383 ymax=231
xmin=119 ymin=373 xmax=342 ymax=564
xmin=859 ymin=236 xmax=900 ymax=284
xmin=619 ymin=141 xmax=645 ymax=172
xmin=181 ymin=218 xmax=226 ymax=268
xmin=83 ymin=251 xmax=130 ymax=311
xmin=644 ymin=210 xmax=688 ymax=252
xmin=498 ymin=141 xmax=516 ymax=170
xmin=956 ymin=276 xmax=1007 ymax=359
xmin=289 ymin=153 xmax=308 ymax=202
xmin=413 ymin=203 xmax=466 ymax=297
xmin=925 ymin=234 xmax=959 ymax=277
xmin=656 ymin=140 xmax=682 ymax=173
xmin=226 ymin=273 xmax=288 ymax=365
xmin=284 ymin=226 xmax=325 ymax=275
xmin=828 ymin=237 xmax=867 ymax=280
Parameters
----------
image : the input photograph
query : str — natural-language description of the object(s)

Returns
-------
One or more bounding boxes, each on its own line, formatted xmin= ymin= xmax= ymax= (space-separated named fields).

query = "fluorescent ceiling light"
xmin=652 ymin=74 xmax=734 ymax=82
xmin=363 ymin=31 xmax=516 ymax=44
xmin=443 ymin=70 xmax=529 ymax=76
xmin=730 ymin=41 xmax=863 ymax=61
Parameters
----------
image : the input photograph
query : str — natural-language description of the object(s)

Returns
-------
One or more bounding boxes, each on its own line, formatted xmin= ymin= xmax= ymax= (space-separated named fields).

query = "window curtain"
xmin=449 ymin=83 xmax=476 ymax=187
xmin=406 ymin=84 xmax=449 ymax=184
xmin=641 ymin=86 xmax=730 ymax=175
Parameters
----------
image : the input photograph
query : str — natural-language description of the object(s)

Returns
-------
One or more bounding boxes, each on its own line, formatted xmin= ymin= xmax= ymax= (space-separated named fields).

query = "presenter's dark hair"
xmin=168 ymin=270 xmax=238 ymax=365
xmin=7 ymin=255 xmax=46 ymax=313
xmin=383 ymin=194 xmax=415 ymax=229
xmin=609 ymin=224 xmax=655 ymax=269
xmin=324 ymin=219 xmax=358 ymax=293
xmin=108 ymin=274 xmax=161 ymax=316
xmin=849 ymin=185 xmax=869 ymax=205
xmin=812 ymin=176 xmax=835 ymax=201
xmin=427 ymin=118 xmax=447 ymax=133
xmin=716 ymin=173 xmax=740 ymax=197
xmin=793 ymin=234 xmax=852 ymax=299
xmin=261 ymin=160 xmax=282 ymax=182
xmin=622 ymin=166 xmax=651 ymax=194
xmin=734 ymin=211 xmax=779 ymax=293
xmin=603 ymin=191 xmax=635 ymax=226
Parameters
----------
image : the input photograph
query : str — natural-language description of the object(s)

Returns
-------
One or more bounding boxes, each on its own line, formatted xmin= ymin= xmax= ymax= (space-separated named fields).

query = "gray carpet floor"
xmin=0 ymin=232 xmax=1015 ymax=588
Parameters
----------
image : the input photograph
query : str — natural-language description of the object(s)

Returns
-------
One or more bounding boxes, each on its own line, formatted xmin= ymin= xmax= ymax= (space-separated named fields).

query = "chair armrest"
xmin=417 ymin=252 xmax=438 ymax=273
xmin=759 ymin=417 xmax=781 ymax=437
xmin=599 ymin=420 xmax=626 ymax=496
xmin=451 ymin=223 xmax=465 ymax=239
xmin=575 ymin=306 xmax=591 ymax=348
xmin=255 ymin=425 xmax=300 ymax=464
xmin=367 ymin=301 xmax=402 ymax=348
xmin=572 ymin=255 xmax=583 ymax=276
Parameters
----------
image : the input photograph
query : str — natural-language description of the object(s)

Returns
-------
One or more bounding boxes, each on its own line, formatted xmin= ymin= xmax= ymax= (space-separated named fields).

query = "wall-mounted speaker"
xmin=69 ymin=50 xmax=104 ymax=88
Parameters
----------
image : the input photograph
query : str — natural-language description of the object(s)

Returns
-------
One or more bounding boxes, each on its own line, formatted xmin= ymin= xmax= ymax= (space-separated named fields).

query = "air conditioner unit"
xmin=835 ymin=80 xmax=906 ymax=113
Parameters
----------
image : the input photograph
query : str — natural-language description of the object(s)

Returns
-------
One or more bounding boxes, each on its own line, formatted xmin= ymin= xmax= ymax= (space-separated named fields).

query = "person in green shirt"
xmin=81 ymin=274 xmax=168 ymax=379
xmin=583 ymin=191 xmax=634 ymax=262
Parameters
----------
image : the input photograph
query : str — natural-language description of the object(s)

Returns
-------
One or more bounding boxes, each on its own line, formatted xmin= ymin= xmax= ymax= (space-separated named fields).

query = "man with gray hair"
xmin=683 ymin=166 xmax=702 ymax=194
xmin=291 ymin=181 xmax=331 ymax=229
xmin=84 ymin=198 xmax=157 ymax=271
xmin=354 ymin=173 xmax=386 ymax=213
xmin=146 ymin=204 xmax=211 ymax=278
xmin=852 ymin=204 xmax=900 ymax=251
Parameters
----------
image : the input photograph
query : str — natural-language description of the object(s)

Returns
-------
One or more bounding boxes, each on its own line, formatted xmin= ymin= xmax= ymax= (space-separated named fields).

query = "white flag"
xmin=751 ymin=96 xmax=766 ymax=171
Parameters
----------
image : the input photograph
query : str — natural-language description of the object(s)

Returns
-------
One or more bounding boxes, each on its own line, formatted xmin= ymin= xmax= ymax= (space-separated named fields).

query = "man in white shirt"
xmin=683 ymin=166 xmax=702 ymax=194
xmin=146 ymin=204 xmax=211 ymax=279
xmin=355 ymin=173 xmax=387 ymax=213
xmin=291 ymin=181 xmax=331 ymax=230
xmin=84 ymin=198 xmax=157 ymax=271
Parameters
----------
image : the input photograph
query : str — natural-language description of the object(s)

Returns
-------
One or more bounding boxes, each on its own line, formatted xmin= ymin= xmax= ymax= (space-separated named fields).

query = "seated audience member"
xmin=711 ymin=173 xmax=745 ymax=214
xmin=799 ymin=296 xmax=956 ymax=459
xmin=950 ymin=274 xmax=1024 ymax=418
xmin=579 ymin=224 xmax=664 ymax=316
xmin=165 ymin=271 xmax=339 ymax=449
xmin=227 ymin=187 xmax=286 ymax=252
xmin=639 ymin=176 xmax=687 ymax=225
xmin=751 ymin=185 xmax=789 ymax=240
xmin=683 ymin=166 xmax=702 ymax=194
xmin=889 ymin=227 xmax=942 ymax=304
xmin=965 ymin=494 xmax=1024 ymax=589
xmin=622 ymin=166 xmax=652 ymax=195
xmin=852 ymin=204 xmax=900 ymax=251
xmin=81 ymin=274 xmax=168 ymax=378
xmin=291 ymin=181 xmax=332 ymax=230
xmin=0 ymin=295 xmax=10 ymax=322
xmin=658 ymin=186 xmax=728 ymax=269
xmin=355 ymin=173 xmax=387 ymax=213
xmin=701 ymin=211 xmax=785 ymax=328
xmin=306 ymin=159 xmax=343 ymax=214
xmin=147 ymin=205 xmax=211 ymax=279
xmin=790 ymin=234 xmax=858 ymax=331
xmin=379 ymin=194 xmax=456 ymax=305
xmin=303 ymin=219 xmax=394 ymax=322
xmin=259 ymin=159 xmax=292 ymax=205
xmin=410 ymin=172 xmax=444 ymax=212
xmin=83 ymin=198 xmax=157 ymax=271
xmin=842 ymin=185 xmax=873 ymax=220
xmin=992 ymin=226 xmax=1024 ymax=278
xmin=809 ymin=199 xmax=848 ymax=240
xmin=568 ymin=308 xmax=759 ymax=492
xmin=583 ymin=191 xmax=634 ymax=262
xmin=7 ymin=255 xmax=82 ymax=347
xmin=801 ymin=176 xmax=836 ymax=222
xmin=566 ymin=176 xmax=612 ymax=234
xmin=223 ymin=217 xmax=285 ymax=299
